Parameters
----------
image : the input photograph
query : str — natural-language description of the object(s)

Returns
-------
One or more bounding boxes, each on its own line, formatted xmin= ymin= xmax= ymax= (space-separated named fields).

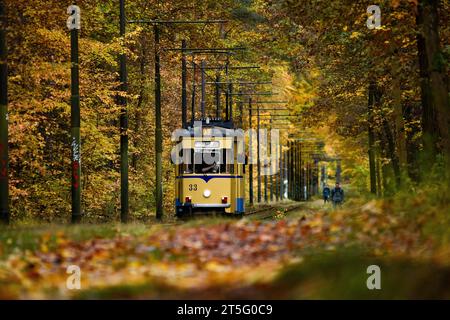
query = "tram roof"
xmin=186 ymin=118 xmax=235 ymax=131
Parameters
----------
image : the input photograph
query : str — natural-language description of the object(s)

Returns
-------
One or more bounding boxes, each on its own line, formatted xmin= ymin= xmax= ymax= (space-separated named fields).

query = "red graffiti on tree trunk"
xmin=72 ymin=161 xmax=79 ymax=189
xmin=0 ymin=143 xmax=6 ymax=179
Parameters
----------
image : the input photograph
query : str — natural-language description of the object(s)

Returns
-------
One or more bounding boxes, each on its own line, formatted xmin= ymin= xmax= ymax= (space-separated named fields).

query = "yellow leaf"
xmin=40 ymin=244 xmax=49 ymax=253
xmin=350 ymin=32 xmax=361 ymax=39
xmin=205 ymin=261 xmax=227 ymax=272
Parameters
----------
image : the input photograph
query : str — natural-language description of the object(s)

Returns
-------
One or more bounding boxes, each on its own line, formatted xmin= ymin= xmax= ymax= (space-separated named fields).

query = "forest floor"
xmin=0 ymin=196 xmax=449 ymax=299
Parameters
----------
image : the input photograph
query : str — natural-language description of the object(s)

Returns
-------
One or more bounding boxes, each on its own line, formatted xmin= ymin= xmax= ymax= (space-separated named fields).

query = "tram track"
xmin=167 ymin=202 xmax=306 ymax=223
xmin=245 ymin=202 xmax=305 ymax=220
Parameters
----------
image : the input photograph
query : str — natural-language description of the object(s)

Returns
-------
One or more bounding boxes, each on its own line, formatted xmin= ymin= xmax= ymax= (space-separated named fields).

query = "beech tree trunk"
xmin=416 ymin=0 xmax=450 ymax=168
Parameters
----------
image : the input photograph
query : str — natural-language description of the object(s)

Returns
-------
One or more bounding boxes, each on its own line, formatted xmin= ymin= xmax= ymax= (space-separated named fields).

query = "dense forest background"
xmin=3 ymin=0 xmax=450 ymax=221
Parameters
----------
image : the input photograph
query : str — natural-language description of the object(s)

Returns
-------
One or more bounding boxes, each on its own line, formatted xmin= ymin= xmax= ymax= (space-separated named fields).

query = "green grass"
xmin=271 ymin=248 xmax=450 ymax=299
xmin=273 ymin=250 xmax=450 ymax=299
xmin=74 ymin=282 xmax=168 ymax=299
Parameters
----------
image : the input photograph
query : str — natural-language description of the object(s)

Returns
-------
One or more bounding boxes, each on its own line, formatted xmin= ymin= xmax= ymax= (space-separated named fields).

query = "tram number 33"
xmin=188 ymin=184 xmax=198 ymax=191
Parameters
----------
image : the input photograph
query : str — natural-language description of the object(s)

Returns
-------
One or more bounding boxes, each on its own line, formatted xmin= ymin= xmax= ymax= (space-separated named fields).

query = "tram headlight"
xmin=203 ymin=189 xmax=211 ymax=198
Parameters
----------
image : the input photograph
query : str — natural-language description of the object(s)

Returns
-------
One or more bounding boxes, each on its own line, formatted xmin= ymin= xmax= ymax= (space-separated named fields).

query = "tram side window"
xmin=180 ymin=149 xmax=194 ymax=174
xmin=180 ymin=163 xmax=193 ymax=174
xmin=221 ymin=149 xmax=234 ymax=174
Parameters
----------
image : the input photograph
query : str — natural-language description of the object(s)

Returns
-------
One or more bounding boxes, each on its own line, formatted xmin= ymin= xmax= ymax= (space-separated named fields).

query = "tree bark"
xmin=376 ymin=151 xmax=382 ymax=196
xmin=376 ymin=86 xmax=402 ymax=189
xmin=403 ymin=101 xmax=421 ymax=181
xmin=378 ymin=130 xmax=395 ymax=195
xmin=382 ymin=115 xmax=401 ymax=189
xmin=368 ymin=82 xmax=377 ymax=194
xmin=416 ymin=9 xmax=436 ymax=165
xmin=392 ymin=54 xmax=408 ymax=173
xmin=417 ymin=0 xmax=450 ymax=165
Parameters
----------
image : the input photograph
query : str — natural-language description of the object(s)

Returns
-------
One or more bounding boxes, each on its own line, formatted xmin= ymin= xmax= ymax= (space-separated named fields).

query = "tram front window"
xmin=200 ymin=162 xmax=220 ymax=173
xmin=193 ymin=149 xmax=234 ymax=174
xmin=179 ymin=149 xmax=234 ymax=174
xmin=194 ymin=150 xmax=222 ymax=174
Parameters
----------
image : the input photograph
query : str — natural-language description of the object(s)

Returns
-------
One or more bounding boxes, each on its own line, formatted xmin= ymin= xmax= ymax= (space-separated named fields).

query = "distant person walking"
xmin=322 ymin=185 xmax=331 ymax=204
xmin=331 ymin=182 xmax=344 ymax=208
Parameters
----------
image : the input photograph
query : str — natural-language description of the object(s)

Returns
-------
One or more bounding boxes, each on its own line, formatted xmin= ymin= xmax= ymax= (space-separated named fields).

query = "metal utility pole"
xmin=292 ymin=141 xmax=299 ymax=201
xmin=238 ymin=91 xmax=243 ymax=127
xmin=279 ymin=146 xmax=283 ymax=200
xmin=248 ymin=98 xmax=253 ymax=205
xmin=287 ymin=142 xmax=290 ymax=199
xmin=275 ymin=139 xmax=280 ymax=202
xmin=225 ymin=60 xmax=229 ymax=121
xmin=336 ymin=159 xmax=342 ymax=183
xmin=215 ymin=74 xmax=220 ymax=118
xmin=67 ymin=4 xmax=81 ymax=223
xmin=313 ymin=158 xmax=319 ymax=195
xmin=191 ymin=62 xmax=196 ymax=124
xmin=306 ymin=163 xmax=310 ymax=200
xmin=292 ymin=141 xmax=296 ymax=200
xmin=287 ymin=141 xmax=291 ymax=199
xmin=200 ymin=60 xmax=206 ymax=118
xmin=282 ymin=150 xmax=285 ymax=200
xmin=269 ymin=164 xmax=274 ymax=202
xmin=292 ymin=142 xmax=295 ymax=200
xmin=285 ymin=150 xmax=288 ymax=199
xmin=119 ymin=0 xmax=128 ymax=223
xmin=296 ymin=142 xmax=300 ymax=200
xmin=228 ymin=83 xmax=233 ymax=121
xmin=154 ymin=23 xmax=163 ymax=220
xmin=321 ymin=165 xmax=325 ymax=189
xmin=269 ymin=118 xmax=273 ymax=202
xmin=298 ymin=142 xmax=302 ymax=200
xmin=298 ymin=142 xmax=301 ymax=200
xmin=263 ymin=134 xmax=268 ymax=203
xmin=303 ymin=146 xmax=307 ymax=200
xmin=257 ymin=102 xmax=261 ymax=203
xmin=297 ymin=141 xmax=302 ymax=200
xmin=279 ymin=147 xmax=282 ymax=201
xmin=0 ymin=0 xmax=9 ymax=224
xmin=302 ymin=145 xmax=306 ymax=200
xmin=181 ymin=40 xmax=187 ymax=128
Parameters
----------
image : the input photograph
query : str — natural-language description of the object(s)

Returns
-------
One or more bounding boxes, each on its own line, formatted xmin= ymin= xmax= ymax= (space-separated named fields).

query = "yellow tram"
xmin=174 ymin=120 xmax=245 ymax=217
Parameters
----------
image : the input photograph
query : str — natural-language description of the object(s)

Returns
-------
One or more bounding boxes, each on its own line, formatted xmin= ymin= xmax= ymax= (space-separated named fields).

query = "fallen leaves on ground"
xmin=0 ymin=199 xmax=447 ymax=299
